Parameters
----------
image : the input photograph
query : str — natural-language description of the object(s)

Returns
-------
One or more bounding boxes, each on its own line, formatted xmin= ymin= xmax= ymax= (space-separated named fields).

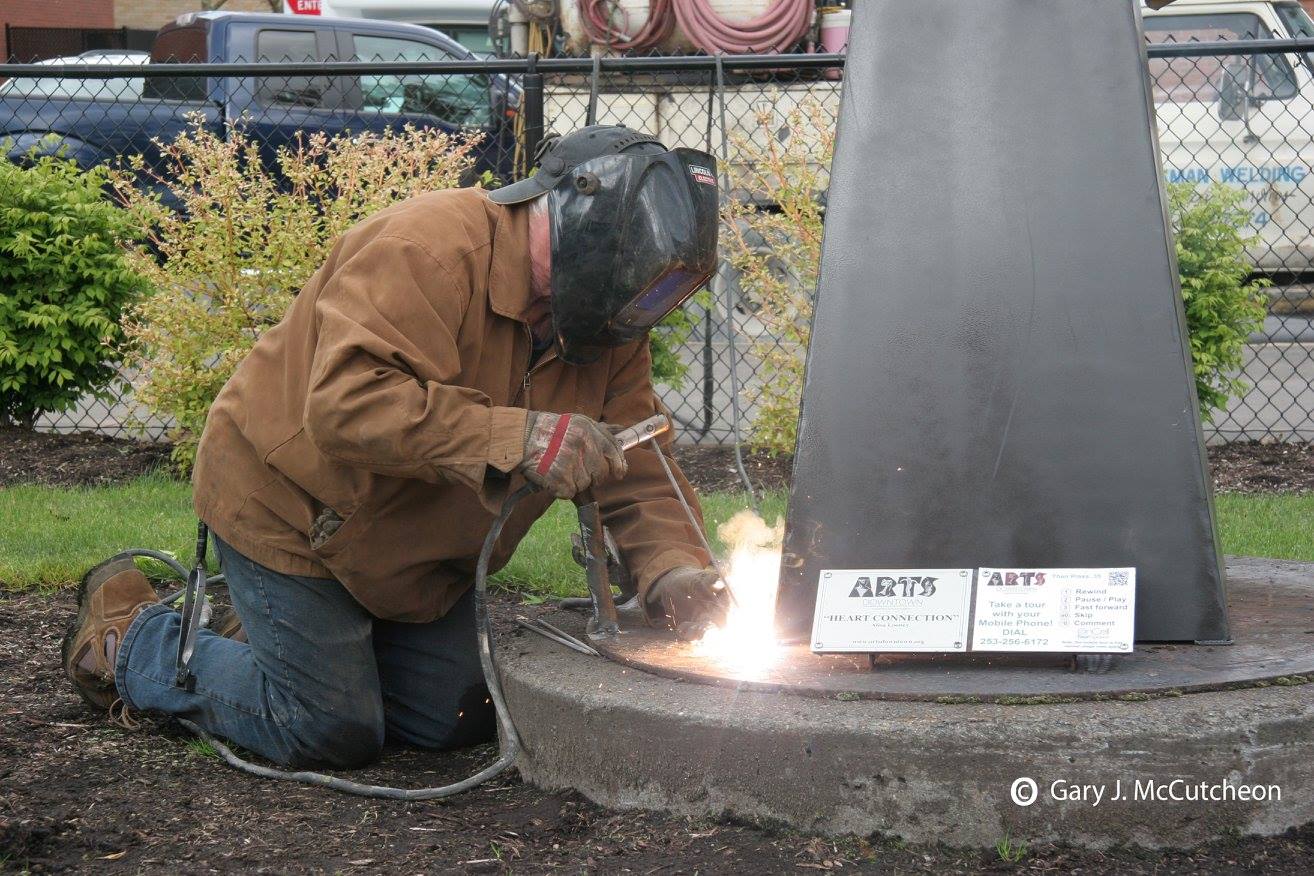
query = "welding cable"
xmin=120 ymin=548 xmax=225 ymax=607
xmin=578 ymin=0 xmax=676 ymax=53
xmin=673 ymin=0 xmax=812 ymax=55
xmin=715 ymin=53 xmax=760 ymax=511
xmin=171 ymin=484 xmax=536 ymax=800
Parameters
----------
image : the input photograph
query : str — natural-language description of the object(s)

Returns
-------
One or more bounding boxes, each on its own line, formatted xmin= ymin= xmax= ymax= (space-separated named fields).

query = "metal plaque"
xmin=777 ymin=0 xmax=1229 ymax=642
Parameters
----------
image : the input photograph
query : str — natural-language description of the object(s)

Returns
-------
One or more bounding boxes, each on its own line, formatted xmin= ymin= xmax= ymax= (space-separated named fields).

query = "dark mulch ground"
xmin=3 ymin=588 xmax=1314 ymax=874
xmin=676 ymin=443 xmax=1314 ymax=496
xmin=1209 ymin=441 xmax=1314 ymax=494
xmin=0 ymin=428 xmax=171 ymax=489
xmin=671 ymin=445 xmax=794 ymax=493
xmin=8 ymin=428 xmax=1310 ymax=495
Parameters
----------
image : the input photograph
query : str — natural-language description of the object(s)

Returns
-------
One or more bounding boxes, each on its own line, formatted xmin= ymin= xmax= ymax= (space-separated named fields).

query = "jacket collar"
xmin=487 ymin=197 xmax=535 ymax=323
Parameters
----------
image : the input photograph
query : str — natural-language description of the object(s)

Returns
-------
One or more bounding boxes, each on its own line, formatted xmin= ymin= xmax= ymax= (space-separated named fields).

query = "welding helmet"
xmin=490 ymin=125 xmax=719 ymax=364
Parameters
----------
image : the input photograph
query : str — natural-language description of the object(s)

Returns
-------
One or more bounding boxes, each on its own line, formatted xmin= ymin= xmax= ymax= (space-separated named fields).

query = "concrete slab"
xmin=497 ymin=558 xmax=1314 ymax=848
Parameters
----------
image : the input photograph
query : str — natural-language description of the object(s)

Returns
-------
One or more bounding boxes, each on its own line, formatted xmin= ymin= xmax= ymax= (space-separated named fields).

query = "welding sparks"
xmin=692 ymin=510 xmax=784 ymax=677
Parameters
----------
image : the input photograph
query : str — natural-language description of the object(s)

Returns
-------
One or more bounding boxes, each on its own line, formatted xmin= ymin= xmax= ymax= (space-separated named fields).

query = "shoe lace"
xmin=109 ymin=697 xmax=141 ymax=731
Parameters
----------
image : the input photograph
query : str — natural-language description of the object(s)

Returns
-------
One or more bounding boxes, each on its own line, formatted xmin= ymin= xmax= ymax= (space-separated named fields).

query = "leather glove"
xmin=646 ymin=565 xmax=730 ymax=641
xmin=519 ymin=411 xmax=628 ymax=499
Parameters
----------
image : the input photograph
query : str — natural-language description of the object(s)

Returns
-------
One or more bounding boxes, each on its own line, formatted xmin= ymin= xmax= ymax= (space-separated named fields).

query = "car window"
xmin=0 ymin=73 xmax=144 ymax=102
xmin=353 ymin=34 xmax=491 ymax=127
xmin=145 ymin=24 xmax=209 ymax=101
xmin=1275 ymin=1 xmax=1314 ymax=75
xmin=1145 ymin=13 xmax=1298 ymax=104
xmin=256 ymin=29 xmax=329 ymax=108
xmin=423 ymin=24 xmax=496 ymax=57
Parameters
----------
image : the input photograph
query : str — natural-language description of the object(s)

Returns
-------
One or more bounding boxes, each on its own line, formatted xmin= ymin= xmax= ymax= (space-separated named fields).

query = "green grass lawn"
xmin=0 ymin=475 xmax=1309 ymax=593
xmin=0 ymin=473 xmax=784 ymax=596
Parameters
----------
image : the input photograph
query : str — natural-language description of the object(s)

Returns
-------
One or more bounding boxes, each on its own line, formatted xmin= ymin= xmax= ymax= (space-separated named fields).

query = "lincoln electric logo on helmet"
xmin=687 ymin=165 xmax=717 ymax=186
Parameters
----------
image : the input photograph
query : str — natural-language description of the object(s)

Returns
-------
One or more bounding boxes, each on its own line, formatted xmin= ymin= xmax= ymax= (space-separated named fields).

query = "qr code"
xmin=1109 ymin=570 xmax=1129 ymax=586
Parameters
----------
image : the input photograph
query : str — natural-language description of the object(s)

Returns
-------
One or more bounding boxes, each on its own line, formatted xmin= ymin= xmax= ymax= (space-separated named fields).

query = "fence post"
xmin=522 ymin=51 xmax=544 ymax=174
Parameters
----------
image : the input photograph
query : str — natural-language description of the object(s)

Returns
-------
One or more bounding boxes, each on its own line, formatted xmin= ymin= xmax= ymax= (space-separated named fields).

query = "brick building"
xmin=113 ymin=1 xmax=277 ymax=32
xmin=0 ymin=0 xmax=114 ymax=59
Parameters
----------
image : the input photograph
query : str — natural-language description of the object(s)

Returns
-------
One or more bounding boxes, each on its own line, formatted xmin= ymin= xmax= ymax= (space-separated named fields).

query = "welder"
xmin=62 ymin=126 xmax=729 ymax=769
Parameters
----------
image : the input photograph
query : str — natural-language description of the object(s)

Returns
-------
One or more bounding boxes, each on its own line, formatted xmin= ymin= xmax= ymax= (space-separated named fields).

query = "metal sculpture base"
xmin=591 ymin=558 xmax=1313 ymax=701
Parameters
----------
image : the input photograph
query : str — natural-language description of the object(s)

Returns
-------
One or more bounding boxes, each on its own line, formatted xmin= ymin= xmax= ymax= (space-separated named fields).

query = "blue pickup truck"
xmin=0 ymin=12 xmax=518 ymax=189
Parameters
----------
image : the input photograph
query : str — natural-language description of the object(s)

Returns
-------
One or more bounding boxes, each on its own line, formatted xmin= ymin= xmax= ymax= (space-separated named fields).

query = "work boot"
xmin=62 ymin=554 xmax=159 ymax=711
xmin=208 ymin=605 xmax=247 ymax=643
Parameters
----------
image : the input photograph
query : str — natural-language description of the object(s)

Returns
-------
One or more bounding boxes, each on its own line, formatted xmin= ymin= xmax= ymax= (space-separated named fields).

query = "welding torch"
xmin=573 ymin=413 xmax=735 ymax=641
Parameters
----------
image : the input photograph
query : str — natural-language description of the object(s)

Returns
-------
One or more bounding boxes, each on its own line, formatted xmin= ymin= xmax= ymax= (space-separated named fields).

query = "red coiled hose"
xmin=673 ymin=0 xmax=813 ymax=54
xmin=578 ymin=0 xmax=677 ymax=52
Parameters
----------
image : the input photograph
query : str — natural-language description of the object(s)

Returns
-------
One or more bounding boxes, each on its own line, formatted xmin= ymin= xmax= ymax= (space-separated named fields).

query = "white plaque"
xmin=811 ymin=569 xmax=973 ymax=653
xmin=971 ymin=568 xmax=1136 ymax=653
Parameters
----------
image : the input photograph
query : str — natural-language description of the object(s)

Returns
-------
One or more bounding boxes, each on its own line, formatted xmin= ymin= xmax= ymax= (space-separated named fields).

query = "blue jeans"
xmin=114 ymin=536 xmax=495 ymax=768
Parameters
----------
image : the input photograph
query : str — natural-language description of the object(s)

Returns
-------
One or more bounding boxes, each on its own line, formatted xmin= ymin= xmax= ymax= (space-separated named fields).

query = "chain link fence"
xmin=4 ymin=37 xmax=1314 ymax=446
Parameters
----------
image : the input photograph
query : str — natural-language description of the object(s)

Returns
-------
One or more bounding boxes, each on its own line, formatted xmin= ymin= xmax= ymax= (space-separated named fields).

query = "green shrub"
xmin=0 ymin=148 xmax=149 ymax=427
xmin=722 ymin=102 xmax=833 ymax=455
xmin=1168 ymin=182 xmax=1270 ymax=421
xmin=115 ymin=121 xmax=480 ymax=470
xmin=650 ymin=291 xmax=708 ymax=389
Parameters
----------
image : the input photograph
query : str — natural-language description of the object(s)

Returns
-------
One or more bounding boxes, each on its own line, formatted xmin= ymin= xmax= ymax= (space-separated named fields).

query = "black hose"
xmin=165 ymin=483 xmax=535 ymax=800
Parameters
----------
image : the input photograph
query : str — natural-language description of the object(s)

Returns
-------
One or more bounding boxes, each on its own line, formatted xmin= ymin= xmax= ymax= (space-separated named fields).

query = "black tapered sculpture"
xmin=777 ymin=0 xmax=1229 ymax=643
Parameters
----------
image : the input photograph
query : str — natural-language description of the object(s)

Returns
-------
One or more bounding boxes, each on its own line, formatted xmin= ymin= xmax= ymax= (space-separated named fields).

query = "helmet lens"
xmin=613 ymin=267 xmax=709 ymax=335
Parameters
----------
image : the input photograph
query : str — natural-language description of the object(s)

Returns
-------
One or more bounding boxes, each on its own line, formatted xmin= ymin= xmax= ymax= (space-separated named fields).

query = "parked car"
xmin=1 ymin=12 xmax=519 ymax=199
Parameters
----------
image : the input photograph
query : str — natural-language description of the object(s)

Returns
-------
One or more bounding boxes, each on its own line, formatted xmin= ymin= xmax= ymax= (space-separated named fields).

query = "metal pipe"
xmin=0 ymin=39 xmax=1300 ymax=79
xmin=523 ymin=51 xmax=544 ymax=168
xmin=0 ymin=53 xmax=850 ymax=78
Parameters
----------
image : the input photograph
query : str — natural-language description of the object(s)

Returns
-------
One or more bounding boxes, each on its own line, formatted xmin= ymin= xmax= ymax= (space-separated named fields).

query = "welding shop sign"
xmin=811 ymin=569 xmax=973 ymax=652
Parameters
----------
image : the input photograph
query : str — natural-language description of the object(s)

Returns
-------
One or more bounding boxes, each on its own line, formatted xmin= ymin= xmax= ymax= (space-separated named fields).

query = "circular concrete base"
xmin=498 ymin=558 xmax=1314 ymax=847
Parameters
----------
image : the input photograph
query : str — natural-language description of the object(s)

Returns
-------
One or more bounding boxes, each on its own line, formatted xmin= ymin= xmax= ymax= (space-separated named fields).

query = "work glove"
xmin=646 ymin=565 xmax=730 ymax=641
xmin=519 ymin=411 xmax=628 ymax=499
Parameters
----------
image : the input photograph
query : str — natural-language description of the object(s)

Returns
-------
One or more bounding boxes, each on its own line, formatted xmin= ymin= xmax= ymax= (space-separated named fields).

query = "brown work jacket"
xmin=192 ymin=187 xmax=709 ymax=622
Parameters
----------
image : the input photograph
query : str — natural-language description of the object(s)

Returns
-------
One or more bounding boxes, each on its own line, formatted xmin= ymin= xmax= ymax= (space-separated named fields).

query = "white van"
xmin=1145 ymin=0 xmax=1314 ymax=277
xmin=284 ymin=1 xmax=497 ymax=55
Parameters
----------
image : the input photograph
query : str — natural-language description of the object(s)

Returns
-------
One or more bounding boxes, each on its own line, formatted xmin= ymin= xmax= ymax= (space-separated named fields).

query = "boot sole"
xmin=61 ymin=553 xmax=143 ymax=710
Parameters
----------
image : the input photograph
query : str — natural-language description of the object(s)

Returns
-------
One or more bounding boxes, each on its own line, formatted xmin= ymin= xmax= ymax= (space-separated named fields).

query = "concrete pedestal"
xmin=498 ymin=559 xmax=1314 ymax=847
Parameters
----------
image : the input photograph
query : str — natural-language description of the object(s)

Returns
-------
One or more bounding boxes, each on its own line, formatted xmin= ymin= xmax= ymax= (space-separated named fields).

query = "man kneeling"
xmin=62 ymin=126 xmax=729 ymax=767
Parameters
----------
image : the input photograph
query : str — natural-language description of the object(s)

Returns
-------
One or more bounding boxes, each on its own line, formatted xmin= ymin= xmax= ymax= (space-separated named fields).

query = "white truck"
xmin=1146 ymin=0 xmax=1314 ymax=283
xmin=283 ymin=0 xmax=498 ymax=55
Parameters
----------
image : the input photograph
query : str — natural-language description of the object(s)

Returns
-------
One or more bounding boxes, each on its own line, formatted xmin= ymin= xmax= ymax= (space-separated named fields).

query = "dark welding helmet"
xmin=489 ymin=125 xmax=719 ymax=364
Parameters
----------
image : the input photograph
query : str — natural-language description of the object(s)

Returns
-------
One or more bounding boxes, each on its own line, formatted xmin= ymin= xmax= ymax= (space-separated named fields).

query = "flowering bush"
xmin=116 ymin=120 xmax=480 ymax=469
